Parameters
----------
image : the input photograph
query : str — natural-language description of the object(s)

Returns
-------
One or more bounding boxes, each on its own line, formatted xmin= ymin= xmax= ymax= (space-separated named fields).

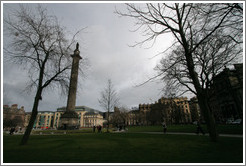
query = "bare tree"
xmin=156 ymin=29 xmax=242 ymax=95
xmin=98 ymin=79 xmax=119 ymax=132
xmin=119 ymin=107 xmax=130 ymax=126
xmin=111 ymin=107 xmax=129 ymax=128
xmin=116 ymin=3 xmax=243 ymax=141
xmin=3 ymin=5 xmax=85 ymax=145
xmin=3 ymin=116 xmax=23 ymax=129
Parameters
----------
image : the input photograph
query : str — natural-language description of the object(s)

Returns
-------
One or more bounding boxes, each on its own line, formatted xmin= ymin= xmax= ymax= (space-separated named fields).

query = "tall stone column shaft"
xmin=66 ymin=47 xmax=82 ymax=112
xmin=59 ymin=43 xmax=81 ymax=130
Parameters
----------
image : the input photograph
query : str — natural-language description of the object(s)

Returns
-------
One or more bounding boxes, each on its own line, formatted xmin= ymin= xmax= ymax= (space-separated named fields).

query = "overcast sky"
xmin=2 ymin=2 xmax=189 ymax=112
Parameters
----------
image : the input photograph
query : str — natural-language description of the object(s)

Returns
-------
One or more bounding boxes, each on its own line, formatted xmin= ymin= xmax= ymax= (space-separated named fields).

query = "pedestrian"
xmin=196 ymin=121 xmax=205 ymax=135
xmin=97 ymin=125 xmax=100 ymax=133
xmin=162 ymin=122 xmax=167 ymax=134
xmin=9 ymin=127 xmax=15 ymax=135
xmin=99 ymin=125 xmax=102 ymax=133
xmin=93 ymin=125 xmax=96 ymax=133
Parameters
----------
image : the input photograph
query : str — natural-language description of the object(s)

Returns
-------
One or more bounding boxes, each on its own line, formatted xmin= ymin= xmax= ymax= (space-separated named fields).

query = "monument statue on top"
xmin=60 ymin=42 xmax=82 ymax=130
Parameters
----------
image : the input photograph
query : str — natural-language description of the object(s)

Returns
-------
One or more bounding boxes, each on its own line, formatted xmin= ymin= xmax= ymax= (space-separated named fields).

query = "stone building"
xmin=138 ymin=97 xmax=192 ymax=125
xmin=188 ymin=97 xmax=202 ymax=122
xmin=53 ymin=106 xmax=105 ymax=129
xmin=32 ymin=111 xmax=54 ymax=129
xmin=83 ymin=112 xmax=104 ymax=127
xmin=158 ymin=97 xmax=191 ymax=124
xmin=24 ymin=112 xmax=31 ymax=128
xmin=209 ymin=64 xmax=243 ymax=122
xmin=126 ymin=109 xmax=139 ymax=126
xmin=139 ymin=103 xmax=152 ymax=112
xmin=3 ymin=104 xmax=25 ymax=130
xmin=53 ymin=111 xmax=61 ymax=129
xmin=21 ymin=105 xmax=104 ymax=129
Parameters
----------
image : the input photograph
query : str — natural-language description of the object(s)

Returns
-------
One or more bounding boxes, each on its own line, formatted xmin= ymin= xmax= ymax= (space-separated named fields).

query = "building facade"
xmin=209 ymin=64 xmax=243 ymax=122
xmin=138 ymin=97 xmax=192 ymax=125
xmin=33 ymin=111 xmax=54 ymax=129
xmin=83 ymin=112 xmax=104 ymax=127
xmin=53 ymin=106 xmax=105 ymax=129
xmin=3 ymin=104 xmax=26 ymax=130
xmin=188 ymin=97 xmax=202 ymax=122
xmin=126 ymin=109 xmax=139 ymax=126
xmin=158 ymin=97 xmax=191 ymax=124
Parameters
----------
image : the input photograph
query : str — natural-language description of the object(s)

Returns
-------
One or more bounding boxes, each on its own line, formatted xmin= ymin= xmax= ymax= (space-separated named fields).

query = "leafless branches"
xmin=117 ymin=3 xmax=243 ymax=142
xmin=3 ymin=4 xmax=86 ymax=145
xmin=4 ymin=4 xmax=86 ymax=96
xmin=117 ymin=3 xmax=243 ymax=97
xmin=98 ymin=79 xmax=119 ymax=131
xmin=98 ymin=79 xmax=119 ymax=112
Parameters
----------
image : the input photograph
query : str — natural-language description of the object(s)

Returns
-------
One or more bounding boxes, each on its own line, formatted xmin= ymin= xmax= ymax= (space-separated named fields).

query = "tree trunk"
xmin=179 ymin=27 xmax=218 ymax=141
xmin=20 ymin=55 xmax=47 ymax=145
xmin=107 ymin=110 xmax=109 ymax=132
xmin=186 ymin=63 xmax=218 ymax=141
xmin=20 ymin=89 xmax=42 ymax=145
xmin=196 ymin=91 xmax=218 ymax=142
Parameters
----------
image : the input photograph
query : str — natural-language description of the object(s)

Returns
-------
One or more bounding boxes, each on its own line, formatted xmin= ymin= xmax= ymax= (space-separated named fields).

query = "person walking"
xmin=93 ymin=125 xmax=96 ymax=133
xmin=98 ymin=125 xmax=102 ymax=133
xmin=162 ymin=122 xmax=167 ymax=134
xmin=9 ymin=127 xmax=15 ymax=135
xmin=97 ymin=125 xmax=100 ymax=133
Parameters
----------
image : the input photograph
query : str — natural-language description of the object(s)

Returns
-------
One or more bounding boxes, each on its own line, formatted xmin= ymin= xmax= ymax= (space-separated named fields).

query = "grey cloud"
xmin=3 ymin=3 xmax=170 ymax=112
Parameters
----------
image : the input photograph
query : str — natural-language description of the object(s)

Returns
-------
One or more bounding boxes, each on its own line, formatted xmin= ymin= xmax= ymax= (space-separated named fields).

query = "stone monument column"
xmin=60 ymin=43 xmax=82 ymax=130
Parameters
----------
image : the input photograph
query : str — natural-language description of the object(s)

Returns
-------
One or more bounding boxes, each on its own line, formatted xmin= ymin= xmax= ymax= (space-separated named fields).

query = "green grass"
xmin=127 ymin=124 xmax=243 ymax=134
xmin=3 ymin=133 xmax=243 ymax=163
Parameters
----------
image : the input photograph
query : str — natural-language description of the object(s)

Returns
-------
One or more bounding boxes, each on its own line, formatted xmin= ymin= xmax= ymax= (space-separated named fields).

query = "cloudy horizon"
xmin=2 ymin=3 xmax=194 ymax=112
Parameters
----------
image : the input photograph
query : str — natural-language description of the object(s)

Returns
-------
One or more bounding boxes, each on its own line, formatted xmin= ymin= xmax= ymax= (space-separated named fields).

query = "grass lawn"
xmin=3 ymin=133 xmax=243 ymax=163
xmin=127 ymin=124 xmax=243 ymax=134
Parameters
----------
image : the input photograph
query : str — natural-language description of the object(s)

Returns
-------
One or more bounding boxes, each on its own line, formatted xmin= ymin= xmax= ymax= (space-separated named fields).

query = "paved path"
xmin=5 ymin=131 xmax=243 ymax=138
xmin=133 ymin=132 xmax=243 ymax=138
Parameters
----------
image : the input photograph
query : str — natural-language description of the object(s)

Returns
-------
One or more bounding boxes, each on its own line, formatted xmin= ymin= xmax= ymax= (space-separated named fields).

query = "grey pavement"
xmin=4 ymin=130 xmax=243 ymax=138
xmin=133 ymin=132 xmax=243 ymax=138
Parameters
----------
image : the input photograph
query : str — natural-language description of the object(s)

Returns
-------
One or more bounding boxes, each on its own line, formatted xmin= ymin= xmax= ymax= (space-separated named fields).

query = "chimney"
xmin=3 ymin=105 xmax=9 ymax=108
xmin=11 ymin=104 xmax=18 ymax=109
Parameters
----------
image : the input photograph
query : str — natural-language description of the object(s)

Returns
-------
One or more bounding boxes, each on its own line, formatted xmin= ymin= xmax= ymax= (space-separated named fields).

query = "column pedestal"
xmin=60 ymin=111 xmax=79 ymax=130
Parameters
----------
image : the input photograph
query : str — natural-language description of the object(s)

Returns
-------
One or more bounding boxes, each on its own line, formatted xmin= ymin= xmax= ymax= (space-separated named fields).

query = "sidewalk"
xmin=134 ymin=132 xmax=243 ymax=138
xmin=4 ymin=130 xmax=243 ymax=138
